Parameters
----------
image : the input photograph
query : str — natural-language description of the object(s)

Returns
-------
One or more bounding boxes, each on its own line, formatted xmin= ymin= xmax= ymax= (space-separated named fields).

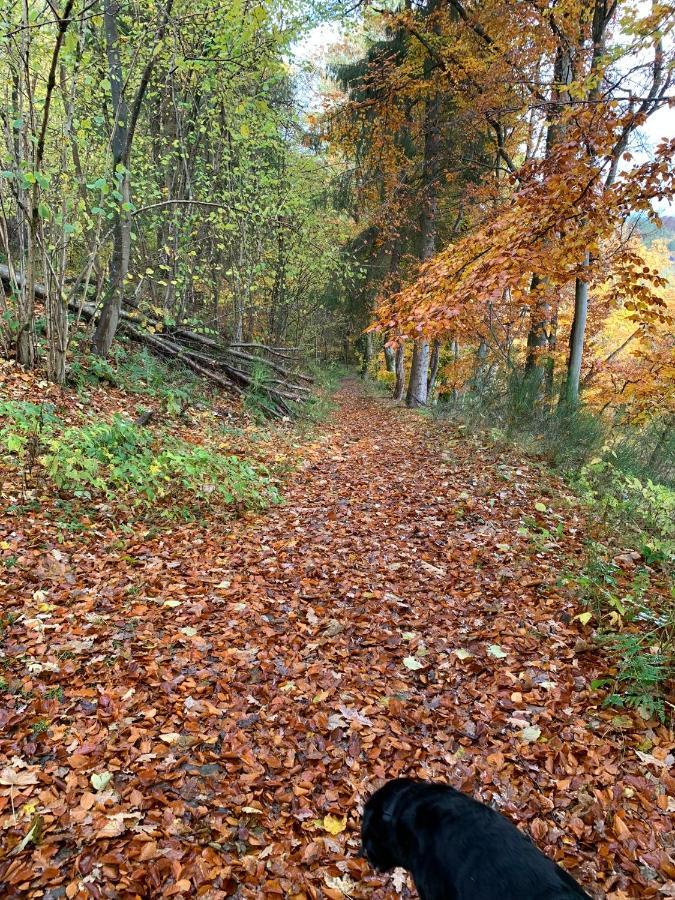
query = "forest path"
xmin=2 ymin=381 xmax=670 ymax=899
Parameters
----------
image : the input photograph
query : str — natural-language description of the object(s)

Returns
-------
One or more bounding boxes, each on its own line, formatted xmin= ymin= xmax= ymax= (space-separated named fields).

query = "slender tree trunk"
xmin=524 ymin=41 xmax=572 ymax=385
xmin=45 ymin=184 xmax=69 ymax=384
xmin=384 ymin=345 xmax=396 ymax=372
xmin=427 ymin=339 xmax=441 ymax=400
xmin=15 ymin=6 xmax=35 ymax=367
xmin=544 ymin=306 xmax=558 ymax=399
xmin=92 ymin=0 xmax=129 ymax=356
xmin=92 ymin=0 xmax=174 ymax=356
xmin=563 ymin=253 xmax=590 ymax=405
xmin=474 ymin=338 xmax=488 ymax=389
xmin=361 ymin=330 xmax=373 ymax=376
xmin=394 ymin=345 xmax=406 ymax=401
xmin=525 ymin=274 xmax=549 ymax=380
xmin=407 ymin=80 xmax=439 ymax=407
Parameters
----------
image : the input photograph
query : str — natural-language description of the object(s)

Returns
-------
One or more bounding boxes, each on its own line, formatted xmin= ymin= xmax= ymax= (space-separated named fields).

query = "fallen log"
xmin=1 ymin=265 xmax=312 ymax=418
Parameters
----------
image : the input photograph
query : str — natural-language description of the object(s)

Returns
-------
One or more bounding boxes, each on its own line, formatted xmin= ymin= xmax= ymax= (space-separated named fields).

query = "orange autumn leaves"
xmin=375 ymin=122 xmax=675 ymax=344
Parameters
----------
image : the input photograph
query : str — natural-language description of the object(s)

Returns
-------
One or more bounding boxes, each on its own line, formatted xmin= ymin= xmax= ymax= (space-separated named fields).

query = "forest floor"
xmin=1 ymin=378 xmax=673 ymax=899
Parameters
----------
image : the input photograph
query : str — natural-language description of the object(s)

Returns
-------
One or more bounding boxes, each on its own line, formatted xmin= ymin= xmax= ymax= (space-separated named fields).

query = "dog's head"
xmin=360 ymin=778 xmax=417 ymax=871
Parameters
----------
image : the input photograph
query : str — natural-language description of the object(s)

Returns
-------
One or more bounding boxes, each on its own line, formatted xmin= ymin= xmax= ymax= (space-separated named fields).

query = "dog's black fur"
xmin=361 ymin=779 xmax=591 ymax=900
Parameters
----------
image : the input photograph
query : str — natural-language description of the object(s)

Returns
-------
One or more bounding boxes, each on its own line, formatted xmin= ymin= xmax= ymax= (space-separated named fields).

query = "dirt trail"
xmin=1 ymin=381 xmax=672 ymax=899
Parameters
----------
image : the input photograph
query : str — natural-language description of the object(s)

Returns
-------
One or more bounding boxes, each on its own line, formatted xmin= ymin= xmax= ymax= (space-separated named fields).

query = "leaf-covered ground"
xmin=1 ymin=379 xmax=673 ymax=899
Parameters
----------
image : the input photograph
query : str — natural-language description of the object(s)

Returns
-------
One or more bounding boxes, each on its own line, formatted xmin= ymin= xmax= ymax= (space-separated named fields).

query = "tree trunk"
xmin=45 ymin=206 xmax=68 ymax=385
xmin=394 ymin=345 xmax=406 ymax=401
xmin=473 ymin=338 xmax=488 ymax=389
xmin=384 ymin=345 xmax=396 ymax=372
xmin=544 ymin=306 xmax=558 ymax=399
xmin=12 ymin=16 xmax=35 ymax=367
xmin=406 ymin=340 xmax=431 ymax=407
xmin=361 ymin=330 xmax=373 ymax=376
xmin=524 ymin=41 xmax=573 ymax=382
xmin=524 ymin=274 xmax=548 ymax=379
xmin=427 ymin=339 xmax=441 ymax=400
xmin=406 ymin=79 xmax=439 ymax=408
xmin=563 ymin=254 xmax=591 ymax=405
xmin=92 ymin=0 xmax=129 ymax=356
xmin=92 ymin=0 xmax=174 ymax=356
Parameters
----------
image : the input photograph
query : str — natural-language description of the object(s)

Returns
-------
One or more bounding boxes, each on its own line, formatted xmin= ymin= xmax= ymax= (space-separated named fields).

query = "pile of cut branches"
xmin=1 ymin=265 xmax=312 ymax=418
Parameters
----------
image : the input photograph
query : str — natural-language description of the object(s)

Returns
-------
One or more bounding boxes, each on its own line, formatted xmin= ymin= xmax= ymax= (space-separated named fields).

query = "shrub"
xmin=1 ymin=404 xmax=278 ymax=518
xmin=244 ymin=361 xmax=282 ymax=422
xmin=0 ymin=400 xmax=58 ymax=479
xmin=68 ymin=343 xmax=200 ymax=414
xmin=574 ymin=461 xmax=675 ymax=556
xmin=42 ymin=416 xmax=278 ymax=512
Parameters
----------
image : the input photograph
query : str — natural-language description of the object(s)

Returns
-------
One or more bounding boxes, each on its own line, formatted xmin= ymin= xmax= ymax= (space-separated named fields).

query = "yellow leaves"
xmin=321 ymin=814 xmax=347 ymax=835
xmin=574 ymin=611 xmax=593 ymax=626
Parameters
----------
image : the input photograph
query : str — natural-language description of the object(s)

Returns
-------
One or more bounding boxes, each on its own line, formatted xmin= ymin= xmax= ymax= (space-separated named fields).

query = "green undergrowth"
xmin=69 ymin=336 xmax=205 ymax=416
xmin=241 ymin=359 xmax=345 ymax=425
xmin=0 ymin=400 xmax=279 ymax=523
xmin=291 ymin=361 xmax=351 ymax=424
xmin=560 ymin=541 xmax=673 ymax=723
xmin=425 ymin=374 xmax=674 ymax=725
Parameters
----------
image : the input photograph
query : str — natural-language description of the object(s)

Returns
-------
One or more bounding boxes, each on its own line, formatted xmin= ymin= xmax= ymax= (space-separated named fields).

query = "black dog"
xmin=361 ymin=779 xmax=590 ymax=899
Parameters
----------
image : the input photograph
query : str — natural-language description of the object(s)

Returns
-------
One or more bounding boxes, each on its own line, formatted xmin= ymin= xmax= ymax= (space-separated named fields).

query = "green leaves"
xmin=403 ymin=655 xmax=424 ymax=670
xmin=8 ymin=410 xmax=279 ymax=520
xmin=90 ymin=772 xmax=113 ymax=792
xmin=519 ymin=725 xmax=542 ymax=743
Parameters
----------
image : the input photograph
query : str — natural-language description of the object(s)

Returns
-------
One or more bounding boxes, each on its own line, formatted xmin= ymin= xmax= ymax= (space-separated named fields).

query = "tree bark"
xmin=360 ymin=330 xmax=373 ymax=377
xmin=427 ymin=338 xmax=441 ymax=400
xmin=406 ymin=78 xmax=439 ymax=407
xmin=394 ymin=345 xmax=406 ymax=401
xmin=407 ymin=340 xmax=431 ymax=407
xmin=92 ymin=0 xmax=130 ymax=356
xmin=92 ymin=0 xmax=174 ymax=356
xmin=563 ymin=253 xmax=590 ymax=405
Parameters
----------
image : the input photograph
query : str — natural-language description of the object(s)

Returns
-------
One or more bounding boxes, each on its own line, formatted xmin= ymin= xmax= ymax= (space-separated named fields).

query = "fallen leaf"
xmin=519 ymin=725 xmax=542 ymax=743
xmin=90 ymin=772 xmax=113 ymax=792
xmin=403 ymin=655 xmax=424 ymax=670
xmin=324 ymin=873 xmax=355 ymax=895
xmin=322 ymin=814 xmax=347 ymax=835
xmin=0 ymin=767 xmax=39 ymax=788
